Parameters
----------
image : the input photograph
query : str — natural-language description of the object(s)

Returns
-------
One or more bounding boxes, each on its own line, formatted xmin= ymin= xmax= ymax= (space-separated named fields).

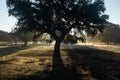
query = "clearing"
xmin=0 ymin=44 xmax=120 ymax=80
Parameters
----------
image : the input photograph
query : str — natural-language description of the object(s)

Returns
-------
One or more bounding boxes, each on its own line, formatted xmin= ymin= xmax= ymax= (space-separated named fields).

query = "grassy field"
xmin=0 ymin=44 xmax=120 ymax=80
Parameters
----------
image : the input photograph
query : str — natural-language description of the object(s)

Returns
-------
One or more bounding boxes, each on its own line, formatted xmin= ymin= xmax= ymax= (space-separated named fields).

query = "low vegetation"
xmin=0 ymin=44 xmax=120 ymax=80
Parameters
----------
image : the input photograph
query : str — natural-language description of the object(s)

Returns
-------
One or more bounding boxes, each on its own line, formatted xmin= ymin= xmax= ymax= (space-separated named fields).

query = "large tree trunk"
xmin=52 ymin=39 xmax=64 ymax=70
xmin=50 ymin=38 xmax=79 ymax=80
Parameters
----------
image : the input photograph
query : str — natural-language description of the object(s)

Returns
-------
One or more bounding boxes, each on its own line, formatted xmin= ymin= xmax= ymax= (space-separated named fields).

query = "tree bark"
xmin=52 ymin=39 xmax=64 ymax=70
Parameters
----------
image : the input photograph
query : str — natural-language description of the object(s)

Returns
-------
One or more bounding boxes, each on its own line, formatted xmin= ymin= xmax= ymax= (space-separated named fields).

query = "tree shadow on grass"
xmin=0 ymin=46 xmax=29 ymax=56
xmin=1 ymin=45 xmax=120 ymax=80
xmin=64 ymin=46 xmax=120 ymax=80
xmin=44 ymin=49 xmax=79 ymax=80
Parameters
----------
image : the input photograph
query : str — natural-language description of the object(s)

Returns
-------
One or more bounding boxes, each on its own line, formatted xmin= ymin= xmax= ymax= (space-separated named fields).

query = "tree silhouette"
xmin=12 ymin=27 xmax=35 ymax=46
xmin=6 ymin=0 xmax=108 ymax=69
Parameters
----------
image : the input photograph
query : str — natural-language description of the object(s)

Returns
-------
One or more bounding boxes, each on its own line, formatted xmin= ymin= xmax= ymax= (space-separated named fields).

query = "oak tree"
xmin=6 ymin=0 xmax=108 ymax=68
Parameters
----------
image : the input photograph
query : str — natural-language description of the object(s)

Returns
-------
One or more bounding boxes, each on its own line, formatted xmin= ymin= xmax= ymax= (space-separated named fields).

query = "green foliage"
xmin=6 ymin=0 xmax=108 ymax=41
xmin=19 ymin=32 xmax=34 ymax=42
xmin=11 ymin=27 xmax=35 ymax=46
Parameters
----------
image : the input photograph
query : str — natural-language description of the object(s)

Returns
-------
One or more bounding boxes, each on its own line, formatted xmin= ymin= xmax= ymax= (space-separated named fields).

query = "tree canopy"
xmin=6 ymin=0 xmax=108 ymax=41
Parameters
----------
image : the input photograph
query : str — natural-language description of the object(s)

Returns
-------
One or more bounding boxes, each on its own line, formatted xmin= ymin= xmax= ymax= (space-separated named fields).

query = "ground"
xmin=0 ymin=43 xmax=120 ymax=80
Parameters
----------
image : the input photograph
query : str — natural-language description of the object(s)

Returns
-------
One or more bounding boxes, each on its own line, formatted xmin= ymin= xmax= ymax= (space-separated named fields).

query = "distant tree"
xmin=97 ymin=24 xmax=120 ymax=44
xmin=63 ymin=34 xmax=77 ymax=44
xmin=63 ymin=30 xmax=86 ymax=44
xmin=6 ymin=0 xmax=108 ymax=67
xmin=9 ymin=32 xmax=19 ymax=45
xmin=13 ymin=27 xmax=35 ymax=46
xmin=20 ymin=32 xmax=34 ymax=46
xmin=33 ymin=35 xmax=41 ymax=44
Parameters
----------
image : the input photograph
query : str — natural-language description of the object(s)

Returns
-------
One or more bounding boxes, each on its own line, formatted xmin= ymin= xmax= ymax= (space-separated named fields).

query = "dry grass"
xmin=0 ymin=44 xmax=120 ymax=80
xmin=0 ymin=46 xmax=54 ymax=80
xmin=90 ymin=44 xmax=120 ymax=53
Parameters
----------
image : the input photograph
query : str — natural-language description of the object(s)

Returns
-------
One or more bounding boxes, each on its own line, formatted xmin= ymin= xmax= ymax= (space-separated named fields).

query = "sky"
xmin=0 ymin=0 xmax=120 ymax=32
